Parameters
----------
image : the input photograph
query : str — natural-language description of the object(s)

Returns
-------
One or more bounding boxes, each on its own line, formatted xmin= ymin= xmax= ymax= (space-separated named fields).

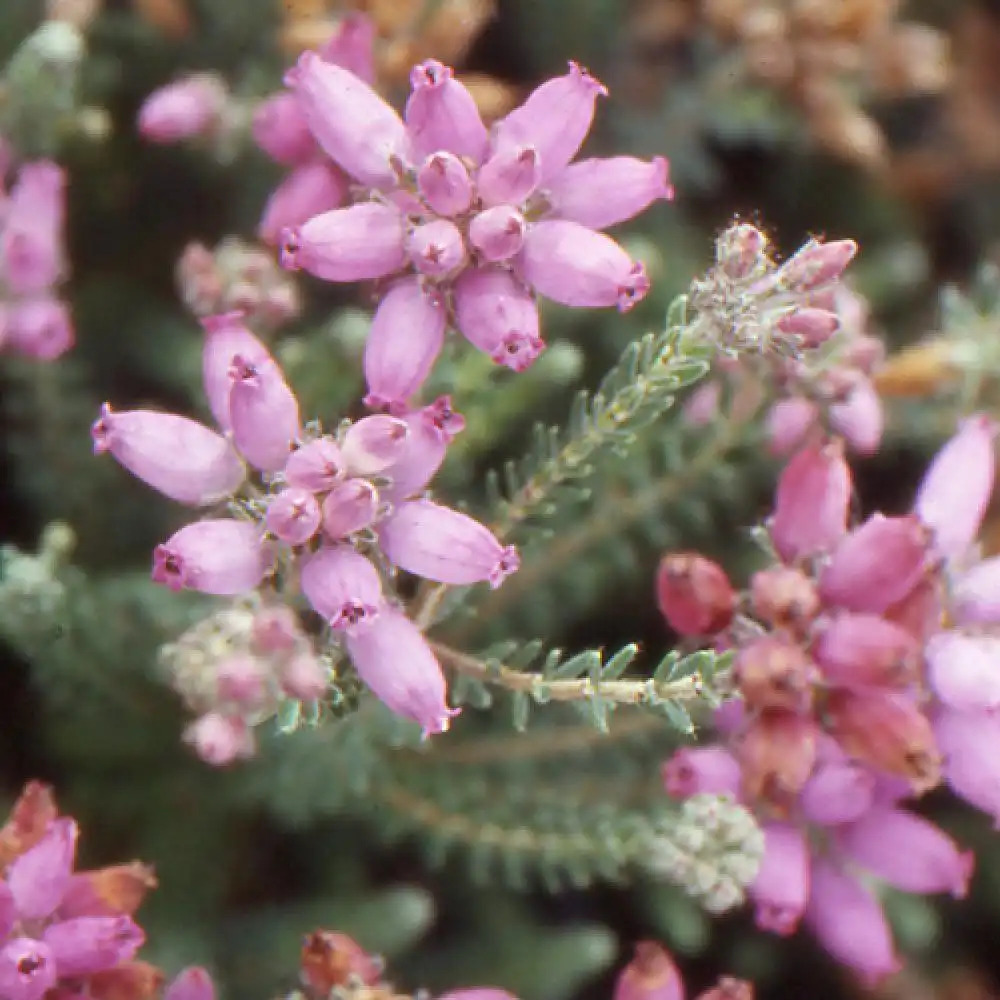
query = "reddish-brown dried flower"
xmin=656 ymin=553 xmax=736 ymax=636
xmin=300 ymin=930 xmax=381 ymax=997
xmin=737 ymin=710 xmax=818 ymax=808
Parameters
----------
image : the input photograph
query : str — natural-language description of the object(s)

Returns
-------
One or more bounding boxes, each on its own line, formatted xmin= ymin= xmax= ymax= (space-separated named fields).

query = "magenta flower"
xmin=137 ymin=74 xmax=227 ymax=144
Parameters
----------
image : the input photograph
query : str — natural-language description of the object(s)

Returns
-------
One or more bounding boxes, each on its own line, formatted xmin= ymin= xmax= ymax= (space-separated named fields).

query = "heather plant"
xmin=7 ymin=2 xmax=1000 ymax=1000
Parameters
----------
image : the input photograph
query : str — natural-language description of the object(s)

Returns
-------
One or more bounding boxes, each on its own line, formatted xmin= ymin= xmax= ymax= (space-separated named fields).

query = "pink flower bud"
xmin=716 ymin=223 xmax=768 ymax=279
xmin=251 ymin=605 xmax=301 ymax=653
xmin=838 ymin=806 xmax=973 ymax=898
xmin=406 ymin=218 xmax=466 ymax=278
xmin=612 ymin=942 xmax=684 ymax=1000
xmin=283 ymin=52 xmax=405 ymax=189
xmin=381 ymin=396 xmax=464 ymax=502
xmin=820 ymin=514 xmax=929 ymax=613
xmin=926 ymin=631 xmax=1000 ymax=711
xmin=469 ymin=206 xmax=525 ymax=262
xmin=0 ymin=938 xmax=56 ymax=1000
xmin=661 ymin=746 xmax=741 ymax=798
xmin=453 ymin=266 xmax=543 ymax=372
xmin=364 ymin=278 xmax=446 ymax=410
xmin=8 ymin=818 xmax=76 ymax=919
xmin=281 ymin=202 xmax=406 ymax=281
xmin=775 ymin=307 xmax=839 ymax=348
xmin=216 ymin=654 xmax=269 ymax=708
xmin=738 ymin=711 xmax=818 ymax=807
xmin=734 ymin=636 xmax=815 ymax=714
xmin=258 ymin=162 xmax=348 ymax=247
xmin=770 ymin=440 xmax=850 ymax=562
xmin=519 ymin=220 xmax=649 ymax=311
xmin=284 ymin=437 xmax=346 ymax=492
xmin=265 ymin=487 xmax=322 ymax=545
xmin=935 ymin=708 xmax=1000 ymax=825
xmin=279 ymin=654 xmax=327 ymax=701
xmin=152 ymin=519 xmax=270 ymax=595
xmin=813 ymin=612 xmax=919 ymax=688
xmin=138 ymin=74 xmax=227 ymax=143
xmin=378 ymin=498 xmax=520 ymax=587
xmin=301 ymin=546 xmax=383 ymax=633
xmin=544 ymin=155 xmax=673 ymax=230
xmin=915 ymin=415 xmax=996 ymax=558
xmin=954 ymin=556 xmax=1000 ymax=624
xmin=322 ymin=479 xmax=378 ymax=538
xmin=343 ymin=414 xmax=410 ymax=475
xmin=184 ymin=712 xmax=255 ymax=766
xmin=778 ymin=239 xmax=858 ymax=293
xmin=749 ymin=565 xmax=819 ymax=630
xmin=799 ymin=759 xmax=875 ymax=825
xmin=345 ymin=606 xmax=458 ymax=735
xmin=92 ymin=404 xmax=245 ymax=506
xmin=476 ymin=144 xmax=541 ymax=207
xmin=656 ymin=552 xmax=735 ymax=636
xmin=805 ymin=861 xmax=899 ymax=985
xmin=165 ymin=967 xmax=216 ymax=1000
xmin=417 ymin=152 xmax=474 ymax=216
xmin=229 ymin=355 xmax=301 ymax=472
xmin=405 ymin=60 xmax=488 ymax=162
xmin=318 ymin=12 xmax=376 ymax=84
xmin=492 ymin=62 xmax=607 ymax=184
xmin=751 ymin=823 xmax=808 ymax=935
xmin=4 ymin=298 xmax=73 ymax=360
xmin=1 ymin=162 xmax=65 ymax=295
xmin=252 ymin=92 xmax=316 ymax=164
xmin=683 ymin=381 xmax=721 ymax=427
xmin=43 ymin=914 xmax=144 ymax=976
xmin=764 ymin=397 xmax=818 ymax=456
xmin=200 ymin=311 xmax=272 ymax=431
xmin=828 ymin=378 xmax=883 ymax=456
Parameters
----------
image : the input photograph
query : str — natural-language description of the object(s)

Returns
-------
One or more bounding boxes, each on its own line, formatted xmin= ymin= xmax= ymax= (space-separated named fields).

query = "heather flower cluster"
xmin=0 ymin=782 xmax=212 ymax=1000
xmin=93 ymin=310 xmax=518 ymax=738
xmin=0 ymin=152 xmax=74 ymax=360
xmin=658 ymin=415 xmax=1000 ymax=981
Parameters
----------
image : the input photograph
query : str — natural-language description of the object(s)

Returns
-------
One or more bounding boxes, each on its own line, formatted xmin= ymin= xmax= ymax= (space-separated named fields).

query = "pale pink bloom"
xmin=838 ymin=806 xmax=973 ymax=898
xmin=229 ymin=354 xmax=301 ymax=472
xmin=7 ymin=819 xmax=77 ymax=920
xmin=301 ymin=545 xmax=383 ymax=632
xmin=764 ymin=397 xmax=818 ymax=456
xmin=405 ymin=60 xmax=488 ymax=163
xmin=777 ymin=239 xmax=858 ymax=293
xmin=406 ymin=218 xmax=467 ymax=278
xmin=165 ymin=967 xmax=216 ymax=1000
xmin=1 ymin=162 xmax=66 ymax=295
xmin=544 ymin=156 xmax=673 ymax=230
xmin=935 ymin=708 xmax=1000 ymax=825
xmin=381 ymin=396 xmax=465 ymax=502
xmin=318 ymin=11 xmax=376 ymax=82
xmin=92 ymin=404 xmax=244 ymax=506
xmin=279 ymin=654 xmax=327 ymax=701
xmin=4 ymin=298 xmax=74 ymax=360
xmin=138 ymin=74 xmax=227 ymax=143
xmin=258 ymin=162 xmax=348 ymax=247
xmin=774 ymin=307 xmax=839 ymax=348
xmin=152 ymin=519 xmax=270 ymax=595
xmin=417 ymin=152 xmax=474 ymax=216
xmin=251 ymin=605 xmax=301 ymax=652
xmin=344 ymin=605 xmax=458 ymax=736
xmin=200 ymin=311 xmax=272 ymax=430
xmin=322 ymin=479 xmax=378 ymax=538
xmin=813 ymin=612 xmax=919 ymax=689
xmin=42 ymin=916 xmax=144 ymax=976
xmin=378 ymin=498 xmax=520 ymax=588
xmin=284 ymin=436 xmax=346 ymax=492
xmin=751 ymin=823 xmax=809 ymax=935
xmin=517 ymin=220 xmax=649 ymax=312
xmin=661 ymin=746 xmax=741 ymax=798
xmin=342 ymin=414 xmax=410 ymax=475
xmin=926 ymin=631 xmax=1000 ymax=711
xmin=363 ymin=277 xmax=447 ymax=410
xmin=184 ymin=712 xmax=255 ymax=766
xmin=265 ymin=487 xmax=322 ymax=545
xmin=282 ymin=201 xmax=406 ymax=281
xmin=252 ymin=92 xmax=317 ymax=165
xmin=468 ymin=205 xmax=526 ymax=262
xmin=914 ymin=414 xmax=996 ymax=559
xmin=769 ymin=440 xmax=850 ymax=562
xmin=828 ymin=378 xmax=883 ymax=456
xmin=216 ymin=654 xmax=269 ymax=708
xmin=798 ymin=758 xmax=875 ymax=825
xmin=477 ymin=144 xmax=541 ymax=206
xmin=0 ymin=937 xmax=57 ymax=1000
xmin=953 ymin=556 xmax=1000 ymax=624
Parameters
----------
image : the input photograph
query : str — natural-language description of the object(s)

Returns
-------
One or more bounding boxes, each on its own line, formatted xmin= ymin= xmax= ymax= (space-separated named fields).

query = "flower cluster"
xmin=658 ymin=415 xmax=1000 ymax=981
xmin=257 ymin=26 xmax=671 ymax=408
xmin=0 ymin=155 xmax=73 ymax=360
xmin=0 ymin=781 xmax=212 ymax=1000
xmin=93 ymin=310 xmax=518 ymax=737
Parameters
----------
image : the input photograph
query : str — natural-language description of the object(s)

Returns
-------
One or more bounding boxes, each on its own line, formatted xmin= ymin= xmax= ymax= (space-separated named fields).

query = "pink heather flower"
xmin=468 ymin=205 xmax=526 ymax=262
xmin=813 ymin=612 xmax=919 ymax=689
xmin=279 ymin=654 xmax=328 ymax=701
xmin=284 ymin=436 xmax=346 ymax=492
xmin=934 ymin=708 xmax=1000 ymax=825
xmin=318 ymin=12 xmax=376 ymax=84
xmin=656 ymin=553 xmax=736 ymax=636
xmin=405 ymin=60 xmax=489 ymax=163
xmin=42 ymin=915 xmax=145 ymax=976
xmin=137 ymin=74 xmax=227 ymax=143
xmin=7 ymin=819 xmax=77 ymax=920
xmin=517 ymin=220 xmax=649 ymax=312
xmin=661 ymin=746 xmax=741 ymax=798
xmin=1 ymin=162 xmax=66 ymax=295
xmin=229 ymin=354 xmax=301 ymax=472
xmin=341 ymin=414 xmax=410 ymax=475
xmin=152 ymin=519 xmax=271 ymax=595
xmin=301 ymin=545 xmax=383 ymax=632
xmin=251 ymin=605 xmax=301 ymax=653
xmin=265 ymin=487 xmax=322 ymax=545
xmin=184 ymin=712 xmax=255 ymax=766
xmin=953 ymin=555 xmax=1000 ymax=624
xmin=380 ymin=396 xmax=465 ymax=502
xmin=926 ymin=631 xmax=1000 ymax=711
xmin=837 ymin=807 xmax=973 ymax=898
xmin=344 ymin=605 xmax=458 ymax=736
xmin=363 ymin=277 xmax=447 ymax=410
xmin=281 ymin=202 xmax=406 ymax=281
xmin=477 ymin=144 xmax=541 ymax=206
xmin=5 ymin=299 xmax=74 ymax=360
xmin=91 ymin=404 xmax=244 ymax=506
xmin=769 ymin=440 xmax=851 ymax=563
xmin=612 ymin=942 xmax=684 ymax=1000
xmin=774 ymin=307 xmax=839 ymax=348
xmin=378 ymin=499 xmax=520 ymax=588
xmin=914 ymin=414 xmax=996 ymax=559
xmin=407 ymin=218 xmax=467 ymax=277
xmin=165 ymin=967 xmax=216 ymax=1000
xmin=798 ymin=758 xmax=875 ymax=825
xmin=453 ymin=267 xmax=543 ymax=372
xmin=751 ymin=823 xmax=809 ymax=935
xmin=765 ymin=397 xmax=819 ymax=456
xmin=819 ymin=514 xmax=929 ymax=613
xmin=216 ymin=654 xmax=269 ymax=707
xmin=0 ymin=937 xmax=57 ymax=1000
xmin=258 ymin=162 xmax=348 ymax=247
xmin=777 ymin=239 xmax=858 ymax=294
xmin=252 ymin=92 xmax=317 ymax=165
xmin=828 ymin=377 xmax=883 ymax=457
xmin=200 ymin=311 xmax=272 ymax=431
xmin=321 ymin=479 xmax=378 ymax=538
xmin=805 ymin=860 xmax=899 ymax=984
xmin=417 ymin=152 xmax=474 ymax=216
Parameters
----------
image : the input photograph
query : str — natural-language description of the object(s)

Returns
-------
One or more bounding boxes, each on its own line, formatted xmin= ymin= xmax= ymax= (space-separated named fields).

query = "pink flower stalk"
xmin=137 ymin=74 xmax=228 ymax=143
xmin=0 ymin=162 xmax=66 ymax=296
xmin=152 ymin=519 xmax=271 ymax=595
xmin=91 ymin=404 xmax=245 ymax=506
xmin=378 ymin=499 xmax=520 ymax=588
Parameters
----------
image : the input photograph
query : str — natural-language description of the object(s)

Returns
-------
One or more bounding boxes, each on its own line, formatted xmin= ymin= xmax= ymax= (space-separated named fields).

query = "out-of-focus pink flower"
xmin=4 ymin=299 xmax=74 ymax=360
xmin=1 ymin=163 xmax=66 ymax=295
xmin=751 ymin=823 xmax=809 ymax=935
xmin=661 ymin=746 xmax=742 ymax=799
xmin=612 ymin=941 xmax=685 ymax=1000
xmin=137 ymin=74 xmax=227 ymax=143
xmin=258 ymin=162 xmax=348 ymax=247
xmin=184 ymin=712 xmax=255 ymax=766
xmin=656 ymin=553 xmax=735 ymax=636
